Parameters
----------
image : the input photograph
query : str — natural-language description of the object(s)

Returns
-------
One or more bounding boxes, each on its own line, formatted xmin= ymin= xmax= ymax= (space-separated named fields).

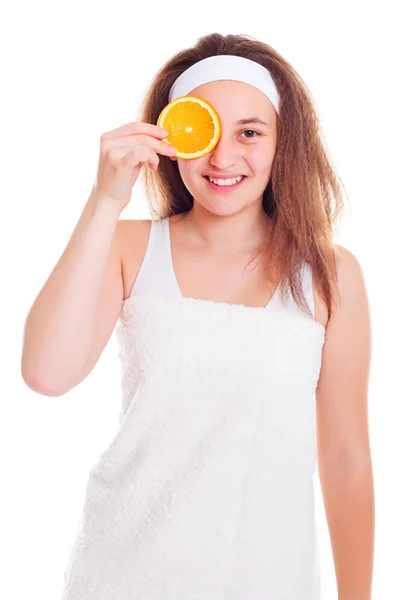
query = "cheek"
xmin=177 ymin=157 xmax=206 ymax=183
xmin=246 ymin=145 xmax=275 ymax=172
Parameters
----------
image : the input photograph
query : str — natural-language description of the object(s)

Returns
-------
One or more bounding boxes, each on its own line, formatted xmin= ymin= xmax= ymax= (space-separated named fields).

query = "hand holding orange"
xmin=157 ymin=96 xmax=221 ymax=160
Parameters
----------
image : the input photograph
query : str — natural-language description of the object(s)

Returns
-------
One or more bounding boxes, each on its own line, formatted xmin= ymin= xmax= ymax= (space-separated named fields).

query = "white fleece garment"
xmin=61 ymin=291 xmax=325 ymax=600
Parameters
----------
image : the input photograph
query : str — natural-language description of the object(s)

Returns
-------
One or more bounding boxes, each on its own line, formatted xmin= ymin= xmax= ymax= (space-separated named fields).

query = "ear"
xmin=169 ymin=156 xmax=177 ymax=161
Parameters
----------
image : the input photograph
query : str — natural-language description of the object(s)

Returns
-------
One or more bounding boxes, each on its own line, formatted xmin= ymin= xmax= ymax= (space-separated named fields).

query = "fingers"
xmin=135 ymin=146 xmax=160 ymax=171
xmin=112 ymin=144 xmax=160 ymax=172
xmin=94 ymin=122 xmax=172 ymax=205
xmin=100 ymin=122 xmax=169 ymax=142
xmin=100 ymin=134 xmax=176 ymax=158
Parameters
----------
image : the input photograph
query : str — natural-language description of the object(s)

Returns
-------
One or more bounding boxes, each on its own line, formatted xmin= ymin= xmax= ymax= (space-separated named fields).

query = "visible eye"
xmin=239 ymin=129 xmax=260 ymax=139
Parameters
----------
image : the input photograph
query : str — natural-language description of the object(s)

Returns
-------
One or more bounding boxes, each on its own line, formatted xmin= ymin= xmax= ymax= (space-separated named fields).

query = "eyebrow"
xmin=235 ymin=117 xmax=271 ymax=129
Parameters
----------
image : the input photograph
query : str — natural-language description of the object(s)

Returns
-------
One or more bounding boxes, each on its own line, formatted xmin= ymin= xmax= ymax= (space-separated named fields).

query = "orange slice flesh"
xmin=157 ymin=96 xmax=221 ymax=159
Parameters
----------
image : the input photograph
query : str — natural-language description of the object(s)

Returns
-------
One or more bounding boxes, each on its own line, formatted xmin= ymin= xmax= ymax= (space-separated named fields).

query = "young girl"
xmin=22 ymin=33 xmax=374 ymax=600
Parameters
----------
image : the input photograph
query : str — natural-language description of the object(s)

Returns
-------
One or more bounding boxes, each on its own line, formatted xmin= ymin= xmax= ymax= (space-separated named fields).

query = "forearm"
xmin=21 ymin=188 xmax=122 ymax=394
xmin=319 ymin=459 xmax=375 ymax=600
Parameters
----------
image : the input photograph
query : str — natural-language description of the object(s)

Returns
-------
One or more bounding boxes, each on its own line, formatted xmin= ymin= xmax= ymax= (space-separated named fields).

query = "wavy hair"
xmin=137 ymin=33 xmax=347 ymax=322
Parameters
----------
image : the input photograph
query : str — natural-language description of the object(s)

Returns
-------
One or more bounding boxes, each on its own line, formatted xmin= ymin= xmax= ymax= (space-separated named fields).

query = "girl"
xmin=22 ymin=33 xmax=374 ymax=600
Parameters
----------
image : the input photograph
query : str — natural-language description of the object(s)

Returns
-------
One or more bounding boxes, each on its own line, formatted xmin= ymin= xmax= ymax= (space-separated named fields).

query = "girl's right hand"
xmin=92 ymin=122 xmax=177 ymax=210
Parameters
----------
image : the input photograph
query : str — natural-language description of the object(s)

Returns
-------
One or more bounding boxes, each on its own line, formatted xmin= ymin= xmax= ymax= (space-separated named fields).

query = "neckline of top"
xmin=164 ymin=216 xmax=284 ymax=312
xmin=121 ymin=294 xmax=326 ymax=333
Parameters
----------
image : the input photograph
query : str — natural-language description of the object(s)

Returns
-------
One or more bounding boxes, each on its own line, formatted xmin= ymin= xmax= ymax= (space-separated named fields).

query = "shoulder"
xmin=332 ymin=243 xmax=369 ymax=318
xmin=312 ymin=243 xmax=368 ymax=329
xmin=117 ymin=218 xmax=152 ymax=266
xmin=117 ymin=217 xmax=152 ymax=247
xmin=323 ymin=242 xmax=371 ymax=359
xmin=335 ymin=243 xmax=363 ymax=274
xmin=117 ymin=218 xmax=152 ymax=300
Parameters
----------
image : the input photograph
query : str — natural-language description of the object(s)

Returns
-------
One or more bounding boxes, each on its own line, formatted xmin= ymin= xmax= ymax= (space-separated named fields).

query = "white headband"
xmin=168 ymin=55 xmax=280 ymax=114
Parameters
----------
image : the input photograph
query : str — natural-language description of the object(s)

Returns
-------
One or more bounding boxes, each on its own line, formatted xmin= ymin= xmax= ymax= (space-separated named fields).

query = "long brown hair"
xmin=138 ymin=33 xmax=347 ymax=322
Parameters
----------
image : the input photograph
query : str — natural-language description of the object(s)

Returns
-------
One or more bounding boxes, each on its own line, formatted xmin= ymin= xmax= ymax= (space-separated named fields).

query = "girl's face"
xmin=173 ymin=79 xmax=278 ymax=217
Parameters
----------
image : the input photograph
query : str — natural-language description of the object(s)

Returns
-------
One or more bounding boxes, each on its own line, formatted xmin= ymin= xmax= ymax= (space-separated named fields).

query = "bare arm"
xmin=21 ymin=188 xmax=124 ymax=396
xmin=21 ymin=120 xmax=175 ymax=397
xmin=316 ymin=246 xmax=374 ymax=600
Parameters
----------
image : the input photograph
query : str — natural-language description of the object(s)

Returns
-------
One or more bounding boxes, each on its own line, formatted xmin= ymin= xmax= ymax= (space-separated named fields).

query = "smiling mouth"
xmin=204 ymin=175 xmax=247 ymax=187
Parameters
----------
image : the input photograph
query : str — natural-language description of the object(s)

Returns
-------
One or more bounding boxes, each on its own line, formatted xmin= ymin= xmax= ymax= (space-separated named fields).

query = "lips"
xmin=204 ymin=174 xmax=245 ymax=179
xmin=204 ymin=175 xmax=247 ymax=192
xmin=204 ymin=175 xmax=247 ymax=181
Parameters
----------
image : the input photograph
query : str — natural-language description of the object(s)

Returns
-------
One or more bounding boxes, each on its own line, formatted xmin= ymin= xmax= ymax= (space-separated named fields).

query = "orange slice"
xmin=157 ymin=96 xmax=221 ymax=159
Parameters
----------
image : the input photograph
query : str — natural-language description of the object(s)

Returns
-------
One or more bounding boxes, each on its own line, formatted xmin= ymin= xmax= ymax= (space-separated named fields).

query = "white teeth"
xmin=209 ymin=176 xmax=243 ymax=186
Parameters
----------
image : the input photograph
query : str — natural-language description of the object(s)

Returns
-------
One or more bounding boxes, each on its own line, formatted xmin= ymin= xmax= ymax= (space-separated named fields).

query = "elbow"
xmin=21 ymin=368 xmax=68 ymax=397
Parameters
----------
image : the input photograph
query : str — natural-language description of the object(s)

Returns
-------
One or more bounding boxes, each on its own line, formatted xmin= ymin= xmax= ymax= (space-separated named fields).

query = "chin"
xmin=199 ymin=198 xmax=251 ymax=218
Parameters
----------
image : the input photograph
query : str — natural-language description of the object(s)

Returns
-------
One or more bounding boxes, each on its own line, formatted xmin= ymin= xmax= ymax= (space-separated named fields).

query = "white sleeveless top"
xmin=62 ymin=217 xmax=326 ymax=600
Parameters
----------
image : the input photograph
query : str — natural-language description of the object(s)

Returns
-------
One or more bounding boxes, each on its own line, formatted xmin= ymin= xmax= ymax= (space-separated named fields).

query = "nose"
xmin=208 ymin=133 xmax=240 ymax=170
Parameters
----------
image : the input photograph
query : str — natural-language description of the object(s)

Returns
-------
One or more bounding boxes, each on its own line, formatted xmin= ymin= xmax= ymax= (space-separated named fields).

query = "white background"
xmin=2 ymin=1 xmax=399 ymax=598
